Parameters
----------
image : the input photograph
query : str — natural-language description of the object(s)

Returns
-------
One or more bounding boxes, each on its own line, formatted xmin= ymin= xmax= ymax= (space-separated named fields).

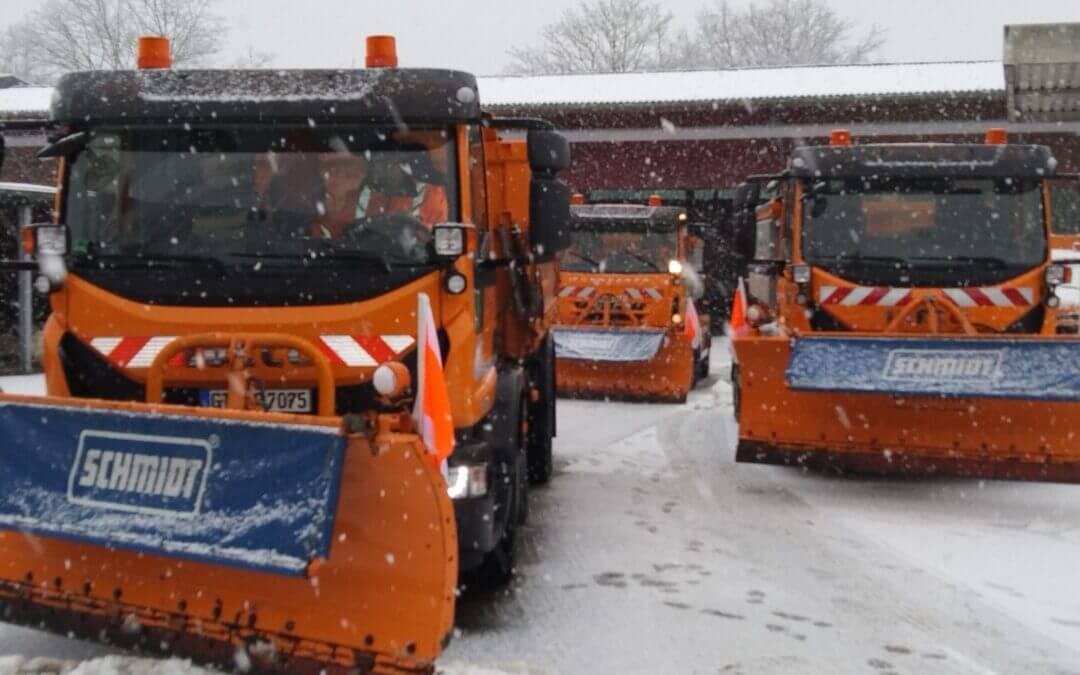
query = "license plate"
xmin=201 ymin=388 xmax=313 ymax=413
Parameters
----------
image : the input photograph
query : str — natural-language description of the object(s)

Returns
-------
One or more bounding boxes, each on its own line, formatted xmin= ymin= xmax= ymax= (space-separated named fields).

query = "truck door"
xmin=1049 ymin=174 xmax=1080 ymax=253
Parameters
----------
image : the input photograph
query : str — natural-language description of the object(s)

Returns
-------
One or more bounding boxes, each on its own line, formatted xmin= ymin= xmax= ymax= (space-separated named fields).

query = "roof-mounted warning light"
xmin=366 ymin=35 xmax=398 ymax=68
xmin=829 ymin=129 xmax=852 ymax=146
xmin=648 ymin=194 xmax=663 ymax=207
xmin=986 ymin=128 xmax=1008 ymax=145
xmin=571 ymin=193 xmax=586 ymax=205
xmin=137 ymin=36 xmax=171 ymax=70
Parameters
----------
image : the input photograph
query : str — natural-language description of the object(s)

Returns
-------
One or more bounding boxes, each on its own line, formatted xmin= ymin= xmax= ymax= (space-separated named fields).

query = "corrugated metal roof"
xmin=1004 ymin=23 xmax=1080 ymax=122
xmin=0 ymin=87 xmax=53 ymax=118
xmin=0 ymin=62 xmax=1007 ymax=117
xmin=0 ymin=182 xmax=57 ymax=196
xmin=478 ymin=61 xmax=1005 ymax=108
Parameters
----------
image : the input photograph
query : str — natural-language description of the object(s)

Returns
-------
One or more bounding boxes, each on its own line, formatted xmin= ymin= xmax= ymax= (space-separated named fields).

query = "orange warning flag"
xmin=413 ymin=293 xmax=455 ymax=464
xmin=685 ymin=296 xmax=702 ymax=349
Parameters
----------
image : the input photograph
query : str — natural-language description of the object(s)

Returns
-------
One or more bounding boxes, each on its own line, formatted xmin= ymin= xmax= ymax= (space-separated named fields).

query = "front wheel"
xmin=696 ymin=350 xmax=711 ymax=381
xmin=731 ymin=363 xmax=741 ymax=421
xmin=476 ymin=389 xmax=529 ymax=588
xmin=527 ymin=336 xmax=556 ymax=485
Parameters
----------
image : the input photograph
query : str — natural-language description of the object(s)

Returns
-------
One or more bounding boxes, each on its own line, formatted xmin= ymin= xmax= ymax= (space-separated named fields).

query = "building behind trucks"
xmin=730 ymin=128 xmax=1080 ymax=482
xmin=0 ymin=34 xmax=572 ymax=674
xmin=554 ymin=196 xmax=710 ymax=402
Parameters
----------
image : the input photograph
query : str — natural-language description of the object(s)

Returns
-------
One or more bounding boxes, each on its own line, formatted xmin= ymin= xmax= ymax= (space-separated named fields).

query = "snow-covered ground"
xmin=3 ymin=339 xmax=1080 ymax=674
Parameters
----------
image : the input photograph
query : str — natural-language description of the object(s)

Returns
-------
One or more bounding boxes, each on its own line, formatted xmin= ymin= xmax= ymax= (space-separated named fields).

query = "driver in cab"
xmin=314 ymin=148 xmax=448 ymax=239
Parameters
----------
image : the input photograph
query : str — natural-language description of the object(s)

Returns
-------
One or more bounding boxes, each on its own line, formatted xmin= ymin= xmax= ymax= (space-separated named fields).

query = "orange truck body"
xmin=0 ymin=39 xmax=571 ymax=674
xmin=554 ymin=203 xmax=710 ymax=402
xmin=731 ymin=132 xmax=1080 ymax=482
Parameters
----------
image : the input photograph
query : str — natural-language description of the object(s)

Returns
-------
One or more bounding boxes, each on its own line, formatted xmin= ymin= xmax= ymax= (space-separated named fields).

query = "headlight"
xmin=1045 ymin=264 xmax=1071 ymax=286
xmin=445 ymin=272 xmax=467 ymax=295
xmin=433 ymin=224 xmax=466 ymax=257
xmin=372 ymin=361 xmax=411 ymax=399
xmin=668 ymin=259 xmax=683 ymax=275
xmin=446 ymin=463 xmax=488 ymax=499
xmin=22 ymin=223 xmax=68 ymax=256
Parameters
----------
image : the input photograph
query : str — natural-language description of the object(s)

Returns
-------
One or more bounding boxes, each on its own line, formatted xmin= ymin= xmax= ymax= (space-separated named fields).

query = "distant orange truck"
xmin=554 ymin=197 xmax=710 ymax=402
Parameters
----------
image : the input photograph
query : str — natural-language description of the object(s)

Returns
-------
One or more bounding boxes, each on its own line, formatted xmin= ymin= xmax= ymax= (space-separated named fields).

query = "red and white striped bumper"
xmin=818 ymin=285 xmax=1035 ymax=308
xmin=88 ymin=335 xmax=416 ymax=369
xmin=559 ymin=285 xmax=663 ymax=301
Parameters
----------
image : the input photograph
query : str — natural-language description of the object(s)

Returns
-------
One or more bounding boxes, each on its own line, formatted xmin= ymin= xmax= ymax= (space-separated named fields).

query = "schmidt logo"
xmin=883 ymin=349 xmax=1003 ymax=382
xmin=67 ymin=431 xmax=213 ymax=518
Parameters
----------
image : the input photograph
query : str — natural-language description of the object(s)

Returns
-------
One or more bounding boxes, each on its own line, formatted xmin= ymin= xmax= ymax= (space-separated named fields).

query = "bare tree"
xmin=127 ymin=0 xmax=228 ymax=67
xmin=230 ymin=47 xmax=277 ymax=70
xmin=696 ymin=0 xmax=885 ymax=68
xmin=506 ymin=0 xmax=693 ymax=75
xmin=7 ymin=0 xmax=227 ymax=82
xmin=0 ymin=25 xmax=55 ymax=84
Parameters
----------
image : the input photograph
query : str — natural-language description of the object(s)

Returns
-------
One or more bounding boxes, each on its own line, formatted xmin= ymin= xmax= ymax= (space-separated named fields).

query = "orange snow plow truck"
xmin=554 ymin=197 xmax=711 ymax=402
xmin=731 ymin=129 xmax=1080 ymax=483
xmin=0 ymin=36 xmax=571 ymax=674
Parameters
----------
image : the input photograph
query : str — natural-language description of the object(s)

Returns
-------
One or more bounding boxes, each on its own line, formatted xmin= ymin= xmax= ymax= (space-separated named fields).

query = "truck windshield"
xmin=560 ymin=221 xmax=677 ymax=274
xmin=64 ymin=125 xmax=458 ymax=267
xmin=802 ymin=177 xmax=1046 ymax=285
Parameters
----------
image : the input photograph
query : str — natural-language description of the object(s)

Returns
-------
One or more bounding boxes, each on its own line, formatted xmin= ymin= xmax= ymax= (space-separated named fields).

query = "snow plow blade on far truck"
xmin=0 ymin=33 xmax=573 ymax=673
xmin=554 ymin=197 xmax=711 ymax=402
xmin=731 ymin=130 xmax=1080 ymax=483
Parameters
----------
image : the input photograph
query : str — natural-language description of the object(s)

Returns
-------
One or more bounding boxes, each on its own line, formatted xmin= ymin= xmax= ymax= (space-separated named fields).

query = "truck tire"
xmin=731 ymin=363 xmax=741 ymax=421
xmin=696 ymin=350 xmax=711 ymax=381
xmin=476 ymin=373 xmax=529 ymax=588
xmin=527 ymin=335 xmax=556 ymax=485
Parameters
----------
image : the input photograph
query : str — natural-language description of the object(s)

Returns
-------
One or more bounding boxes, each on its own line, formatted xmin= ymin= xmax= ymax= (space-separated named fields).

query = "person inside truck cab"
xmin=355 ymin=149 xmax=449 ymax=227
xmin=310 ymin=148 xmax=449 ymax=239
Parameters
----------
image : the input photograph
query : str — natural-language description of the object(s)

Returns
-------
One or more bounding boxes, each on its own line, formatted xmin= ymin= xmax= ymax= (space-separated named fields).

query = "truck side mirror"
xmin=527 ymin=130 xmax=572 ymax=261
xmin=731 ymin=182 xmax=760 ymax=261
xmin=527 ymin=130 xmax=570 ymax=173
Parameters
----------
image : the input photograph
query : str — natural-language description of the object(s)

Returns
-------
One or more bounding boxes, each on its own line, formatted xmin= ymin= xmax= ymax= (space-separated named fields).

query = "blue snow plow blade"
xmin=554 ymin=327 xmax=665 ymax=362
xmin=787 ymin=336 xmax=1080 ymax=400
xmin=0 ymin=401 xmax=346 ymax=576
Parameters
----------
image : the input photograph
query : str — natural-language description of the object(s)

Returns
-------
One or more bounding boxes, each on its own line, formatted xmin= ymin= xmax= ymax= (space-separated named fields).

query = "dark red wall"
xmin=496 ymin=93 xmax=1080 ymax=191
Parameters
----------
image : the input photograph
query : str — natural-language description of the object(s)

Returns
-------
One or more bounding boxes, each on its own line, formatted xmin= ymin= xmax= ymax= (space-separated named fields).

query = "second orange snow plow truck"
xmin=555 ymin=197 xmax=710 ymax=401
xmin=731 ymin=129 xmax=1080 ymax=483
xmin=0 ymin=35 xmax=571 ymax=673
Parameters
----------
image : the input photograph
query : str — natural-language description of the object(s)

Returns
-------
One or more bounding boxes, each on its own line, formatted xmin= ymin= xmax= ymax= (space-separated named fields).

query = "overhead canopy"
xmin=1005 ymin=23 xmax=1080 ymax=122
xmin=789 ymin=144 xmax=1057 ymax=179
xmin=51 ymin=69 xmax=482 ymax=126
xmin=571 ymin=204 xmax=685 ymax=224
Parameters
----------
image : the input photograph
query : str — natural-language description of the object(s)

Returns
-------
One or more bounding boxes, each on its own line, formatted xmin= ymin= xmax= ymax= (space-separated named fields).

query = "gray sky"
xmin=3 ymin=0 xmax=1078 ymax=75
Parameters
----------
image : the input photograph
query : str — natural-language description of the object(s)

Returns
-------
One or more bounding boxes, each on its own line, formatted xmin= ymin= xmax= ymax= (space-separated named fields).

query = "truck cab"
xmin=729 ymin=129 xmax=1080 ymax=482
xmin=28 ymin=37 xmax=572 ymax=584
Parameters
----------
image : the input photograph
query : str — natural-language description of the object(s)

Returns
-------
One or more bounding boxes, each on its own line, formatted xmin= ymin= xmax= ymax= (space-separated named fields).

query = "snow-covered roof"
xmin=0 ymin=86 xmax=52 ymax=118
xmin=0 ymin=62 xmax=1008 ymax=118
xmin=477 ymin=61 xmax=1006 ymax=108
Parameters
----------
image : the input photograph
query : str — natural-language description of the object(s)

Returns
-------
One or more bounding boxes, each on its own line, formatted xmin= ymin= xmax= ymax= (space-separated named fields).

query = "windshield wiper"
xmin=79 ymin=252 xmax=234 ymax=273
xmin=622 ymin=250 xmax=663 ymax=272
xmin=564 ymin=250 xmax=601 ymax=269
xmin=229 ymin=249 xmax=426 ymax=272
xmin=911 ymin=255 xmax=1010 ymax=269
xmin=816 ymin=254 xmax=911 ymax=267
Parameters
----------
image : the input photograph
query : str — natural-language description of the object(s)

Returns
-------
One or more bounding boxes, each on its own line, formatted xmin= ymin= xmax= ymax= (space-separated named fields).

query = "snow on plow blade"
xmin=735 ymin=336 xmax=1080 ymax=483
xmin=554 ymin=328 xmax=693 ymax=401
xmin=0 ymin=395 xmax=456 ymax=674
xmin=787 ymin=336 xmax=1080 ymax=399
xmin=553 ymin=327 xmax=665 ymax=362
